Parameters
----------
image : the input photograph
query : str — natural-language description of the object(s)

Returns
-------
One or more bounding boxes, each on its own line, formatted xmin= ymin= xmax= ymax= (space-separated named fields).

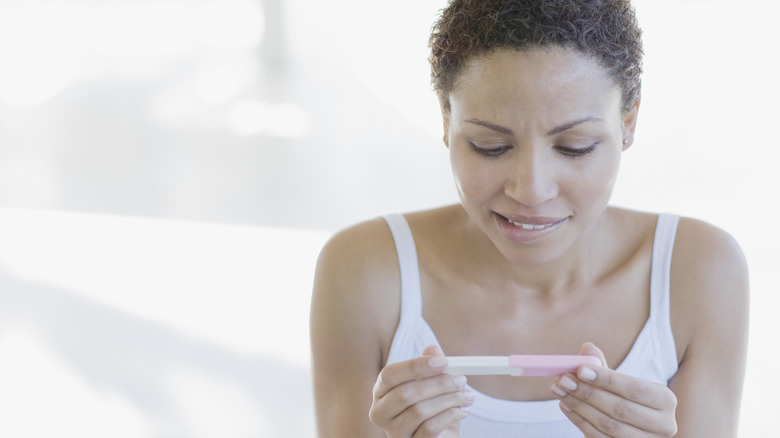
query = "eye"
xmin=556 ymin=142 xmax=598 ymax=158
xmin=469 ymin=142 xmax=512 ymax=157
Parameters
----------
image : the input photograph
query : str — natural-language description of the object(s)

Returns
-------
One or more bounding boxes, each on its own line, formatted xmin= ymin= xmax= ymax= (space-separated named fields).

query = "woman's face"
xmin=445 ymin=47 xmax=638 ymax=265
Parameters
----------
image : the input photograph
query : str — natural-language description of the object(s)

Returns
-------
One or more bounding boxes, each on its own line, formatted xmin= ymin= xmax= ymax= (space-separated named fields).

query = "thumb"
xmin=422 ymin=344 xmax=443 ymax=357
xmin=579 ymin=342 xmax=609 ymax=369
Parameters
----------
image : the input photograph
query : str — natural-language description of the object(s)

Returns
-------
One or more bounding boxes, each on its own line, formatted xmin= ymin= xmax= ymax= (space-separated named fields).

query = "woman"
xmin=310 ymin=0 xmax=749 ymax=436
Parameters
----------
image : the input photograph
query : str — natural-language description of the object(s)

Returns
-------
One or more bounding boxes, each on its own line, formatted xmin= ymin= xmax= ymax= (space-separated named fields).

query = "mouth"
xmin=492 ymin=212 xmax=569 ymax=246
xmin=504 ymin=218 xmax=558 ymax=230
xmin=498 ymin=213 xmax=567 ymax=230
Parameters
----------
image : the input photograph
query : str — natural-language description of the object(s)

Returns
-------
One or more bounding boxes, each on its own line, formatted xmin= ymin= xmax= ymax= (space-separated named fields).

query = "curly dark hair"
xmin=429 ymin=0 xmax=643 ymax=113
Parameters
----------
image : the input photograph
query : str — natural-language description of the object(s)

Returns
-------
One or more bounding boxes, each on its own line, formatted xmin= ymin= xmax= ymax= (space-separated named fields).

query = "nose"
xmin=504 ymin=152 xmax=558 ymax=207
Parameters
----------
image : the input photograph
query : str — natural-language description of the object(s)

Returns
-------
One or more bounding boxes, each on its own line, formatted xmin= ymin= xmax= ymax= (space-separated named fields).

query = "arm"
xmin=310 ymin=220 xmax=400 ymax=437
xmin=667 ymin=218 xmax=749 ymax=436
xmin=310 ymin=220 xmax=474 ymax=437
xmin=549 ymin=218 xmax=749 ymax=437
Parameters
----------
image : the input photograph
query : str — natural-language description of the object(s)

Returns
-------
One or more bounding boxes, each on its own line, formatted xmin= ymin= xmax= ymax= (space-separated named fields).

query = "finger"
xmin=559 ymin=401 xmax=643 ymax=438
xmin=556 ymin=384 xmax=661 ymax=437
xmin=421 ymin=344 xmax=442 ymax=357
xmin=576 ymin=365 xmax=677 ymax=411
xmin=412 ymin=405 xmax=469 ymax=438
xmin=579 ymin=342 xmax=609 ymax=368
xmin=395 ymin=391 xmax=473 ymax=437
xmin=553 ymin=374 xmax=676 ymax=435
xmin=373 ymin=349 xmax=449 ymax=400
xmin=375 ymin=372 xmax=470 ymax=420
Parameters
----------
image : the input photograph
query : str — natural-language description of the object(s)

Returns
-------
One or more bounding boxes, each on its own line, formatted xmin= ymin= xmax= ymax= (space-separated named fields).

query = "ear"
xmin=621 ymin=95 xmax=641 ymax=150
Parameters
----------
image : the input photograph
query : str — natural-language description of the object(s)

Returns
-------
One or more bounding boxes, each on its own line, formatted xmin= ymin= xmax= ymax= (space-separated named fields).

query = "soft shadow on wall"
xmin=0 ymin=209 xmax=329 ymax=437
xmin=0 ymin=270 xmax=312 ymax=437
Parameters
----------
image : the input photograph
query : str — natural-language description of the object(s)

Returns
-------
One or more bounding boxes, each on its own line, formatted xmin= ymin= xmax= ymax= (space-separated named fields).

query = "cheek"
xmin=575 ymin=153 xmax=621 ymax=202
xmin=450 ymin=150 xmax=497 ymax=202
xmin=601 ymin=150 xmax=622 ymax=184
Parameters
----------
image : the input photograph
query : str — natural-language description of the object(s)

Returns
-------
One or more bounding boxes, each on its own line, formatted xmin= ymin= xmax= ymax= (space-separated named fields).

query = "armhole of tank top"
xmin=382 ymin=214 xmax=423 ymax=365
xmin=650 ymin=213 xmax=681 ymax=378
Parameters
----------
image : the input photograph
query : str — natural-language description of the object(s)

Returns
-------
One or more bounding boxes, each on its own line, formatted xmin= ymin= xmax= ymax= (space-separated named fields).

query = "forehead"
xmin=449 ymin=47 xmax=621 ymax=121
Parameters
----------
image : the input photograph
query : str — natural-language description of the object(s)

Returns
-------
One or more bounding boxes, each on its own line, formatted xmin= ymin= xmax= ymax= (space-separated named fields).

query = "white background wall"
xmin=0 ymin=0 xmax=776 ymax=436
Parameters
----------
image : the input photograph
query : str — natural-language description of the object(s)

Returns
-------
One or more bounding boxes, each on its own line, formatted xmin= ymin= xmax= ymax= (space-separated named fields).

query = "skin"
xmin=310 ymin=47 xmax=749 ymax=437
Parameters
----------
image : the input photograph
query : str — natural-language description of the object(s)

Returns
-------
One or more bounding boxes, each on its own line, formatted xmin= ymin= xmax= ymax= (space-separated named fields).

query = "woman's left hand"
xmin=550 ymin=342 xmax=678 ymax=437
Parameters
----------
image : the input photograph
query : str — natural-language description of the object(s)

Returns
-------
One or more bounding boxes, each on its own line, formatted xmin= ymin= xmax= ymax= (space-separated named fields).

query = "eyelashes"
xmin=469 ymin=143 xmax=512 ymax=157
xmin=469 ymin=142 xmax=599 ymax=158
xmin=557 ymin=142 xmax=599 ymax=157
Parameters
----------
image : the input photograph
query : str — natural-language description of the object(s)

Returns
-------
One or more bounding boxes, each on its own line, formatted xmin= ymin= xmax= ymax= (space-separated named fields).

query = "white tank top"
xmin=383 ymin=213 xmax=680 ymax=437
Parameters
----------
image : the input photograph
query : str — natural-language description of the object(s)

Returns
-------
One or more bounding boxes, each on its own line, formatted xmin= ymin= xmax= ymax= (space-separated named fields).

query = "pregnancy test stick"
xmin=444 ymin=355 xmax=601 ymax=376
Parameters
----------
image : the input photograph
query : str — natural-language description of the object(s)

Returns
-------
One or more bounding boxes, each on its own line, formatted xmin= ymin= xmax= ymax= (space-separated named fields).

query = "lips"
xmin=506 ymin=219 xmax=555 ymax=230
xmin=493 ymin=212 xmax=568 ymax=243
xmin=498 ymin=213 xmax=567 ymax=229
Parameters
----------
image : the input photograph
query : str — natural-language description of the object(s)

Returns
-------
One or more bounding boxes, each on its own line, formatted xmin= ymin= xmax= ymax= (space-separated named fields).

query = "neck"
xmin=463 ymin=209 xmax=612 ymax=301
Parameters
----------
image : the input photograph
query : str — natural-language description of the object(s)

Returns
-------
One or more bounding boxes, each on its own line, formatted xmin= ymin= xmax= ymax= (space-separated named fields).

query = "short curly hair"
xmin=429 ymin=0 xmax=643 ymax=113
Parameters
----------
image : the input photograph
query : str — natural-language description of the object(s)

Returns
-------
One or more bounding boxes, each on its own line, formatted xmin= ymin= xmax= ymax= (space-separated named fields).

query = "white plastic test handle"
xmin=444 ymin=355 xmax=601 ymax=376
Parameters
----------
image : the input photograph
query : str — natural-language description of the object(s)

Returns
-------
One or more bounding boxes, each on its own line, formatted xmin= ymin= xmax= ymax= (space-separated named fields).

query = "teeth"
xmin=508 ymin=219 xmax=551 ymax=230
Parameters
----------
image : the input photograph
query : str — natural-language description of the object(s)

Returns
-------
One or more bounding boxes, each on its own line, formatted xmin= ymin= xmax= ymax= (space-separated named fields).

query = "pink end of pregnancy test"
xmin=444 ymin=355 xmax=601 ymax=376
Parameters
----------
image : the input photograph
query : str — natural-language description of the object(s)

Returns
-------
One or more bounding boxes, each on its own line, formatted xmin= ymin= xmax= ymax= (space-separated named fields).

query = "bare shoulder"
xmin=671 ymin=217 xmax=749 ymax=316
xmin=666 ymin=218 xmax=749 ymax=435
xmin=316 ymin=217 xmax=400 ymax=285
xmin=669 ymin=217 xmax=749 ymax=430
xmin=310 ymin=217 xmax=403 ymax=437
xmin=674 ymin=216 xmax=747 ymax=272
xmin=312 ymin=217 xmax=402 ymax=364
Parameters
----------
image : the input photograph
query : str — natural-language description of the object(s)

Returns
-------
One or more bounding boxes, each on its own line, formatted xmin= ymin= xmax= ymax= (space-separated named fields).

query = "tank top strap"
xmin=382 ymin=214 xmax=424 ymax=357
xmin=649 ymin=213 xmax=680 ymax=378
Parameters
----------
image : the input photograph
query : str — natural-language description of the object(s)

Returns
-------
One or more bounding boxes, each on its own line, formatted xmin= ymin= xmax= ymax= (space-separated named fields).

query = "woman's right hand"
xmin=369 ymin=345 xmax=475 ymax=437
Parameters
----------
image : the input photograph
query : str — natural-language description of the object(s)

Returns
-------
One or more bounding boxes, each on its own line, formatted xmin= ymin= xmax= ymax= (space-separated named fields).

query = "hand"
xmin=369 ymin=345 xmax=475 ymax=437
xmin=550 ymin=343 xmax=678 ymax=437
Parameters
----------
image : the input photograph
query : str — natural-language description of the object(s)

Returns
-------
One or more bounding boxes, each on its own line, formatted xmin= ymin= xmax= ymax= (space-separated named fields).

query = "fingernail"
xmin=579 ymin=366 xmax=597 ymax=381
xmin=551 ymin=383 xmax=567 ymax=397
xmin=560 ymin=401 xmax=572 ymax=412
xmin=559 ymin=376 xmax=578 ymax=391
xmin=428 ymin=356 xmax=447 ymax=369
xmin=463 ymin=390 xmax=476 ymax=403
xmin=453 ymin=375 xmax=467 ymax=387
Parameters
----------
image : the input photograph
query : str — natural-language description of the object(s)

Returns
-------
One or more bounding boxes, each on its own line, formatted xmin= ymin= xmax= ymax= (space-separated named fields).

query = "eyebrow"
xmin=465 ymin=118 xmax=514 ymax=135
xmin=545 ymin=117 xmax=603 ymax=136
xmin=465 ymin=116 xmax=603 ymax=136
